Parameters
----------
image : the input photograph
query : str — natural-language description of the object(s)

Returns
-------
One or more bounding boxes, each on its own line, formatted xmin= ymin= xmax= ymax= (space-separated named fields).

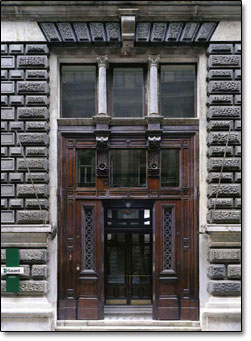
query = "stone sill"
xmin=1 ymin=224 xmax=52 ymax=233
xmin=206 ymin=225 xmax=241 ymax=233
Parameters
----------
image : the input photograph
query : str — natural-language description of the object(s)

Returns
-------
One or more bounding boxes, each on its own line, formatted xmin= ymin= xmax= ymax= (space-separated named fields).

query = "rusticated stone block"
xmin=1 ymin=108 xmax=15 ymax=120
xmin=16 ymin=210 xmax=48 ymax=224
xmin=235 ymin=146 xmax=241 ymax=156
xmin=17 ymin=81 xmax=49 ymax=94
xmin=208 ymin=146 xmax=233 ymax=157
xmin=1 ymin=265 xmax=29 ymax=279
xmin=25 ymin=70 xmax=48 ymax=80
xmin=228 ymin=265 xmax=241 ymax=279
xmin=17 ymin=158 xmax=48 ymax=171
xmin=208 ymin=184 xmax=241 ymax=197
xmin=208 ymin=210 xmax=241 ymax=223
xmin=1 ymin=211 xmax=15 ymax=223
xmin=208 ymin=281 xmax=241 ymax=296
xmin=9 ymin=44 xmax=24 ymax=54
xmin=9 ymin=147 xmax=22 ymax=156
xmin=208 ymin=120 xmax=233 ymax=131
xmin=25 ymin=173 xmax=49 ymax=183
xmin=31 ymin=265 xmax=48 ymax=279
xmin=25 ymin=199 xmax=48 ymax=209
xmin=1 ymin=122 xmax=8 ymax=132
xmin=208 ymin=81 xmax=241 ymax=94
xmin=1 ymin=44 xmax=8 ymax=54
xmin=17 ymin=184 xmax=48 ymax=198
xmin=9 ymin=173 xmax=24 ymax=183
xmin=1 ymin=96 xmax=8 ymax=106
xmin=25 ymin=44 xmax=49 ymax=54
xmin=235 ymin=198 xmax=241 ymax=208
xmin=1 ymin=199 xmax=8 ymax=209
xmin=209 ymin=249 xmax=241 ymax=263
xmin=9 ymin=96 xmax=24 ymax=106
xmin=234 ymin=70 xmax=241 ymax=80
xmin=17 ymin=56 xmax=48 ymax=69
xmin=235 ymin=120 xmax=241 ymax=130
xmin=1 ymin=147 xmax=8 ymax=157
xmin=208 ymin=55 xmax=241 ymax=68
xmin=25 ymin=121 xmax=48 ymax=131
xmin=1 ymin=158 xmax=15 ymax=171
xmin=19 ymin=249 xmax=47 ymax=263
xmin=235 ymin=95 xmax=241 ymax=105
xmin=208 ymin=132 xmax=241 ymax=145
xmin=208 ymin=198 xmax=233 ymax=209
xmin=26 ymin=96 xmax=48 ymax=106
xmin=1 ymin=184 xmax=15 ymax=197
xmin=9 ymin=70 xmax=24 ymax=80
xmin=1 ymin=173 xmax=8 ymax=182
xmin=208 ymin=158 xmax=241 ymax=171
xmin=208 ymin=106 xmax=241 ymax=119
xmin=1 ymin=56 xmax=15 ymax=69
xmin=25 ymin=147 xmax=47 ymax=156
xmin=1 ymin=70 xmax=8 ymax=80
xmin=208 ymin=44 xmax=233 ymax=54
xmin=17 ymin=133 xmax=49 ymax=145
xmin=1 ymin=280 xmax=48 ymax=295
xmin=9 ymin=199 xmax=24 ymax=208
xmin=235 ymin=44 xmax=241 ymax=54
xmin=208 ymin=172 xmax=233 ymax=183
xmin=235 ymin=172 xmax=241 ymax=182
xmin=17 ymin=107 xmax=48 ymax=120
xmin=9 ymin=121 xmax=24 ymax=131
xmin=208 ymin=70 xmax=233 ymax=80
xmin=1 ymin=81 xmax=15 ymax=94
xmin=208 ymin=264 xmax=226 ymax=279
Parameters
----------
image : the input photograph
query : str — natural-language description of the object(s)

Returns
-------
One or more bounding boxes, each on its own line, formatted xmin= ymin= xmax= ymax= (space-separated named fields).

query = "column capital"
xmin=96 ymin=55 xmax=108 ymax=68
xmin=148 ymin=55 xmax=160 ymax=67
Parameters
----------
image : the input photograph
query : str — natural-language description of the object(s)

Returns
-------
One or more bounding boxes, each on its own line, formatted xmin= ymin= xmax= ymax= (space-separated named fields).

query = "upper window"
xmin=61 ymin=65 xmax=96 ymax=118
xmin=77 ymin=149 xmax=96 ymax=187
xmin=112 ymin=66 xmax=145 ymax=117
xmin=160 ymin=65 xmax=196 ymax=118
xmin=161 ymin=149 xmax=180 ymax=187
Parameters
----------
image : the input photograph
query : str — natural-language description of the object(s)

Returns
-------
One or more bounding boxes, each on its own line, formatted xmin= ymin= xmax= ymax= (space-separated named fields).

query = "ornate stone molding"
xmin=96 ymin=55 xmax=108 ymax=68
xmin=148 ymin=55 xmax=160 ymax=67
xmin=148 ymin=136 xmax=161 ymax=177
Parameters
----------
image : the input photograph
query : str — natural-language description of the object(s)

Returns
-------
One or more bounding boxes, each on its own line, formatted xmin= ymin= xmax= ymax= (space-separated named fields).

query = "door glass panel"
xmin=61 ymin=65 xmax=96 ymax=118
xmin=113 ymin=67 xmax=144 ymax=117
xmin=160 ymin=64 xmax=195 ymax=118
xmin=131 ymin=234 xmax=151 ymax=286
xmin=77 ymin=149 xmax=96 ymax=187
xmin=106 ymin=233 xmax=125 ymax=284
xmin=161 ymin=149 xmax=180 ymax=187
xmin=110 ymin=149 xmax=146 ymax=187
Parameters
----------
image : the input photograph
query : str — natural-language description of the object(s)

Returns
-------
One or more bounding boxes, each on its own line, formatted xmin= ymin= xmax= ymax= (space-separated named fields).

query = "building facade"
xmin=1 ymin=1 xmax=241 ymax=332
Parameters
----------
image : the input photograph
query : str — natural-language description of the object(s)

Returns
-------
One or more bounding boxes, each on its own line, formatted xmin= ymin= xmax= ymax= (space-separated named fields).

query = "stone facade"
xmin=1 ymin=43 xmax=50 ymax=295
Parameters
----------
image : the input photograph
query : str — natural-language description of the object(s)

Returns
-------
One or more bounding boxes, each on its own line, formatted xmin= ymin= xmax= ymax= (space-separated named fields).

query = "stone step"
xmin=55 ymin=325 xmax=201 ymax=332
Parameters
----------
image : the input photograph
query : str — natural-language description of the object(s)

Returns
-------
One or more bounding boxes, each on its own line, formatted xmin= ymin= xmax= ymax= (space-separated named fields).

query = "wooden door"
xmin=153 ymin=199 xmax=199 ymax=320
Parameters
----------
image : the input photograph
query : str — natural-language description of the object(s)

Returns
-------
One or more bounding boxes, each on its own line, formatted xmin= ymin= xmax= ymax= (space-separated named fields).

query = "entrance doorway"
xmin=104 ymin=203 xmax=153 ymax=305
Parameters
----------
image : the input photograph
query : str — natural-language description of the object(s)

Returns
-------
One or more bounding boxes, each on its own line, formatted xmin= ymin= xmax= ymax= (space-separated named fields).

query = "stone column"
xmin=148 ymin=55 xmax=160 ymax=116
xmin=97 ymin=56 xmax=108 ymax=115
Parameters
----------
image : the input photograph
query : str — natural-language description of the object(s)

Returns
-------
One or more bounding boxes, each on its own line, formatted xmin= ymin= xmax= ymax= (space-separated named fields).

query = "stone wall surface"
xmin=206 ymin=43 xmax=241 ymax=298
xmin=1 ymin=43 xmax=50 ymax=295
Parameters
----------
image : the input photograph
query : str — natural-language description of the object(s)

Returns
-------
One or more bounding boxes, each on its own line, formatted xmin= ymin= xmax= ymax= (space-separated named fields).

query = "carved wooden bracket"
xmin=148 ymin=136 xmax=161 ymax=177
xmin=96 ymin=136 xmax=109 ymax=177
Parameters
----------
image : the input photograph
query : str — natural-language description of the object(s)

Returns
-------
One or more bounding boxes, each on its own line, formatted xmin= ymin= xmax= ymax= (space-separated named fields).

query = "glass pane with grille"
xmin=160 ymin=64 xmax=195 ymax=117
xmin=113 ymin=67 xmax=144 ymax=117
xmin=110 ymin=149 xmax=146 ymax=187
xmin=161 ymin=149 xmax=179 ymax=187
xmin=77 ymin=149 xmax=96 ymax=187
xmin=83 ymin=207 xmax=95 ymax=271
xmin=61 ymin=65 xmax=96 ymax=118
xmin=163 ymin=208 xmax=173 ymax=270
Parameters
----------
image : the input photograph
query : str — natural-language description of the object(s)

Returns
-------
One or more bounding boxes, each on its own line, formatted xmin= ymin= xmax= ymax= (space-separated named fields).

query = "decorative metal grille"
xmin=163 ymin=208 xmax=173 ymax=270
xmin=83 ymin=207 xmax=95 ymax=271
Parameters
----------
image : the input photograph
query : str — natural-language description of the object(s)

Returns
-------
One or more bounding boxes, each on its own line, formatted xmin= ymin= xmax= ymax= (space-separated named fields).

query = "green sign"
xmin=6 ymin=248 xmax=20 ymax=293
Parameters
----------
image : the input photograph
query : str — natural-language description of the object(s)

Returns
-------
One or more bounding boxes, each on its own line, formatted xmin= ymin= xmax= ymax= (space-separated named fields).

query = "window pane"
xmin=61 ymin=65 xmax=96 ymax=118
xmin=110 ymin=149 xmax=146 ymax=187
xmin=161 ymin=65 xmax=195 ymax=118
xmin=77 ymin=149 xmax=96 ymax=187
xmin=113 ymin=68 xmax=144 ymax=117
xmin=161 ymin=149 xmax=179 ymax=187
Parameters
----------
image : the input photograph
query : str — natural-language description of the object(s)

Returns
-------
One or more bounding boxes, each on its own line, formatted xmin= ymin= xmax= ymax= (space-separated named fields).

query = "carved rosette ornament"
xmin=148 ymin=136 xmax=161 ymax=177
xmin=96 ymin=136 xmax=109 ymax=177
